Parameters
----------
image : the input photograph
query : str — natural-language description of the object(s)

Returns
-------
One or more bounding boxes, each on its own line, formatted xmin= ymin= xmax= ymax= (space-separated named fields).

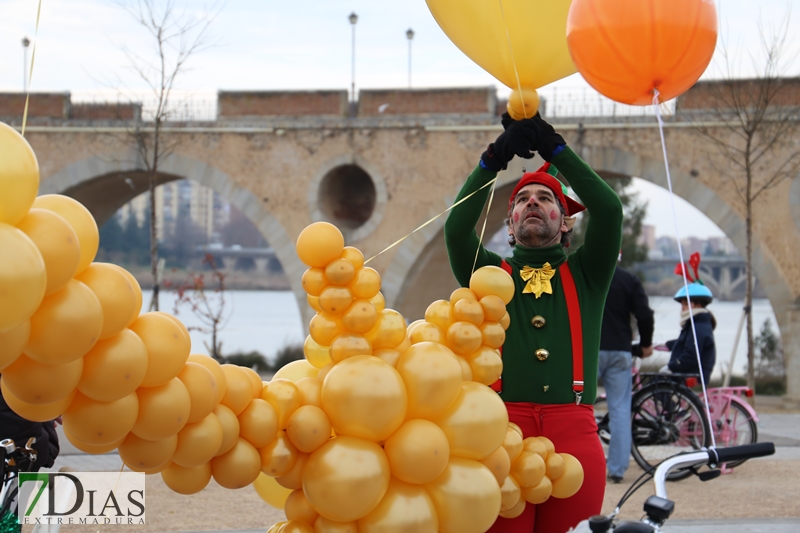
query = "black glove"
xmin=480 ymin=116 xmax=540 ymax=172
xmin=529 ymin=113 xmax=566 ymax=161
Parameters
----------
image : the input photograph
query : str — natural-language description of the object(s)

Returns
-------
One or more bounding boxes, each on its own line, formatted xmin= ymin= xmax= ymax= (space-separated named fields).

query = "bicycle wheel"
xmin=594 ymin=397 xmax=611 ymax=445
xmin=630 ymin=383 xmax=711 ymax=481
xmin=712 ymin=399 xmax=758 ymax=468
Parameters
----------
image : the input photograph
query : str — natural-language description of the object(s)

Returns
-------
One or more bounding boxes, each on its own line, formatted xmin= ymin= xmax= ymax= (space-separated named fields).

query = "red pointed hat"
xmin=508 ymin=162 xmax=586 ymax=216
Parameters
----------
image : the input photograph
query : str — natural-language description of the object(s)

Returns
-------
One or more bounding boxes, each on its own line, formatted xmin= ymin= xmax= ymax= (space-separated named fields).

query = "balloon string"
xmin=21 ymin=0 xmax=43 ymax=137
xmin=497 ymin=0 xmax=528 ymax=118
xmin=653 ymin=89 xmax=716 ymax=449
xmin=472 ymin=176 xmax=498 ymax=273
xmin=364 ymin=177 xmax=498 ymax=265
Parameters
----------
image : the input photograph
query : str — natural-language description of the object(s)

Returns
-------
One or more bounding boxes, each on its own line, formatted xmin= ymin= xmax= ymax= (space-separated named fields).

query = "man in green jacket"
xmin=444 ymin=114 xmax=623 ymax=533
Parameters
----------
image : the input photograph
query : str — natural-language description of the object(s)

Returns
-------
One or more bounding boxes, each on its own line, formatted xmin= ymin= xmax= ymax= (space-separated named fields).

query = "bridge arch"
xmin=40 ymin=153 xmax=310 ymax=325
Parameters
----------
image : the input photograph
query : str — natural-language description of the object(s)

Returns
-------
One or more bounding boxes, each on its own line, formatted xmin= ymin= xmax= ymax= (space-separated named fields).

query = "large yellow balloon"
xmin=470 ymin=266 xmax=515 ymax=305
xmin=0 ymin=123 xmax=39 ymax=226
xmin=254 ymin=472 xmax=292 ymax=509
xmin=211 ymin=437 xmax=261 ymax=489
xmin=76 ymin=263 xmax=139 ymax=339
xmin=119 ymin=433 xmax=178 ymax=471
xmin=132 ymin=377 xmax=191 ymax=441
xmin=321 ymin=356 xmax=407 ymax=442
xmin=177 ymin=362 xmax=219 ymax=423
xmin=396 ymin=341 xmax=462 ymax=420
xmin=435 ymin=382 xmax=508 ymax=460
xmin=349 ymin=267 xmax=381 ymax=300
xmin=0 ymin=224 xmax=46 ymax=332
xmin=296 ymin=222 xmax=344 ymax=268
xmin=358 ymin=478 xmax=438 ymax=533
xmin=63 ymin=391 xmax=139 ymax=446
xmin=25 ymin=279 xmax=103 ymax=365
xmin=341 ymin=299 xmax=377 ymax=334
xmin=79 ymin=329 xmax=148 ymax=402
xmin=274 ymin=359 xmax=321 ymax=382
xmin=2 ymin=353 xmax=81 ymax=404
xmin=0 ymin=381 xmax=75 ymax=422
xmin=213 ymin=404 xmax=240 ymax=457
xmin=425 ymin=458 xmax=502 ymax=533
xmin=259 ymin=431 xmax=299 ymax=477
xmin=33 ymin=195 xmax=99 ymax=275
xmin=172 ymin=412 xmax=224 ymax=467
xmin=384 ymin=419 xmax=450 ymax=485
xmin=16 ymin=208 xmax=80 ymax=296
xmin=286 ymin=405 xmax=332 ymax=454
xmin=188 ymin=354 xmax=227 ymax=404
xmin=238 ymin=398 xmax=279 ymax=448
xmin=161 ymin=462 xmax=212 ymax=495
xmin=446 ymin=321 xmax=482 ymax=356
xmin=364 ymin=310 xmax=407 ymax=350
xmin=549 ymin=453 xmax=584 ymax=499
xmin=309 ymin=313 xmax=344 ymax=347
xmin=129 ymin=313 xmax=190 ymax=388
xmin=463 ymin=346 xmax=503 ymax=386
xmin=303 ymin=436 xmax=391 ymax=523
xmin=261 ymin=379 xmax=301 ymax=429
xmin=0 ymin=320 xmax=29 ymax=371
xmin=303 ymin=268 xmax=329 ymax=296
xmin=424 ymin=300 xmax=453 ymax=332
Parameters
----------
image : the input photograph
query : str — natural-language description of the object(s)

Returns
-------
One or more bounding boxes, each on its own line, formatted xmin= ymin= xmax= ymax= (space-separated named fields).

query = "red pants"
xmin=487 ymin=402 xmax=606 ymax=533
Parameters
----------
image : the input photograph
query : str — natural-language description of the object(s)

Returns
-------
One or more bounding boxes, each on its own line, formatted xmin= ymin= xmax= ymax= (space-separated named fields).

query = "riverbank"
xmin=124 ymin=265 xmax=292 ymax=291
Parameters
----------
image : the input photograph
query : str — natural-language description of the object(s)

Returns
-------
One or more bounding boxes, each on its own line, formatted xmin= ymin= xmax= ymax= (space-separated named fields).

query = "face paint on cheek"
xmin=549 ymin=210 xmax=559 ymax=220
xmin=513 ymin=212 xmax=520 ymax=223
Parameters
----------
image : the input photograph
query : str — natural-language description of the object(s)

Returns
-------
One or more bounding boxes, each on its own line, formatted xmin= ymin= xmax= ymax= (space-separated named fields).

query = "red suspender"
xmin=493 ymin=260 xmax=584 ymax=404
xmin=490 ymin=261 xmax=514 ymax=393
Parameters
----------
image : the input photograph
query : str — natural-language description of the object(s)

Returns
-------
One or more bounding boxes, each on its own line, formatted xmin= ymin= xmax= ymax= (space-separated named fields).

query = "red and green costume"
xmin=444 ymin=146 xmax=622 ymax=533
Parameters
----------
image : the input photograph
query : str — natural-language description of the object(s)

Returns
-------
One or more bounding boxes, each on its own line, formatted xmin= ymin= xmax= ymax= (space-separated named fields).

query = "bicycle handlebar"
xmin=709 ymin=442 xmax=775 ymax=465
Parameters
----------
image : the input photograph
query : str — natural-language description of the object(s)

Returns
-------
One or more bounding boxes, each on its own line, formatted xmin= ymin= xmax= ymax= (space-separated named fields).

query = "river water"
xmin=147 ymin=291 xmax=777 ymax=381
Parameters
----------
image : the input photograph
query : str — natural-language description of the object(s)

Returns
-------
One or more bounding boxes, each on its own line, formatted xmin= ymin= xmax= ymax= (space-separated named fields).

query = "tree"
xmin=99 ymin=214 xmax=125 ymax=253
xmin=118 ymin=0 xmax=219 ymax=311
xmin=683 ymin=19 xmax=800 ymax=391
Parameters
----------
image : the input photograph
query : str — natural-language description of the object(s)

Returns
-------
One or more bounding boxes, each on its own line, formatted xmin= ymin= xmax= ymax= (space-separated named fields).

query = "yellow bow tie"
xmin=520 ymin=263 xmax=556 ymax=299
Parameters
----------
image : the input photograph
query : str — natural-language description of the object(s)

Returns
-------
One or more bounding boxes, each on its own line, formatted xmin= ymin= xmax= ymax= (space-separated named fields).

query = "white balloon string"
xmin=653 ymin=89 xmax=717 ymax=449
xmin=473 ymin=176 xmax=498 ymax=274
xmin=497 ymin=0 xmax=527 ymax=117
xmin=364 ymin=177 xmax=498 ymax=265
xmin=21 ymin=0 xmax=44 ymax=137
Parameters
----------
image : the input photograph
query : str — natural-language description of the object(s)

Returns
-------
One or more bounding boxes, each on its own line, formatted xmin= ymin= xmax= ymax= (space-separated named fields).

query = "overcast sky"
xmin=1 ymin=0 xmax=797 ymax=239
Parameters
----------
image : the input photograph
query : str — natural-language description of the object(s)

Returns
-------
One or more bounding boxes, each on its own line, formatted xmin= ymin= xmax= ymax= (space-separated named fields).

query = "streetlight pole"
xmin=349 ymin=12 xmax=358 ymax=114
xmin=406 ymin=29 xmax=415 ymax=90
xmin=21 ymin=37 xmax=30 ymax=92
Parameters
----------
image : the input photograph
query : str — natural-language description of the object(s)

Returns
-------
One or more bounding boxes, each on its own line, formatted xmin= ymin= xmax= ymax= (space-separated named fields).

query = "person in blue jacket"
xmin=664 ymin=283 xmax=716 ymax=384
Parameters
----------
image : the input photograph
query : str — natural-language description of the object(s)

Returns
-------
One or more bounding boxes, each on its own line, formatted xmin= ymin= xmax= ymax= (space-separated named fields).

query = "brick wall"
xmin=70 ymin=103 xmax=141 ymax=121
xmin=218 ymin=91 xmax=349 ymax=118
xmin=678 ymin=79 xmax=800 ymax=111
xmin=358 ymin=87 xmax=496 ymax=116
xmin=0 ymin=93 xmax=69 ymax=119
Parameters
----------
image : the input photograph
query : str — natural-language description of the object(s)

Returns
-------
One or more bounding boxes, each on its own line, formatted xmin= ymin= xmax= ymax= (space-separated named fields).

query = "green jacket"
xmin=444 ymin=147 xmax=623 ymax=404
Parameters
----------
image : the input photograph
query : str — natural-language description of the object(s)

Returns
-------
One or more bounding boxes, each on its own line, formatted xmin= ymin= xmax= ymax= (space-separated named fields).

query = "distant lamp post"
xmin=406 ymin=28 xmax=415 ymax=89
xmin=349 ymin=12 xmax=358 ymax=107
xmin=21 ymin=37 xmax=30 ymax=93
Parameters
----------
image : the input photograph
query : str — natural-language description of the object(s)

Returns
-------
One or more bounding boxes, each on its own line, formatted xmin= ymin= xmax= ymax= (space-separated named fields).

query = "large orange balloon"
xmin=358 ymin=478 xmax=438 ymax=533
xmin=132 ymin=377 xmax=191 ymax=441
xmin=0 ymin=381 xmax=75 ymax=422
xmin=0 ymin=224 xmax=46 ymax=332
xmin=2 ymin=354 xmax=82 ymax=404
xmin=25 ymin=279 xmax=103 ymax=365
xmin=435 ymin=382 xmax=508 ymax=460
xmin=566 ymin=0 xmax=717 ymax=105
xmin=303 ymin=436 xmax=391 ymax=522
xmin=321 ymin=356 xmax=407 ymax=442
xmin=213 ymin=404 xmax=240 ymax=456
xmin=211 ymin=437 xmax=261 ymax=489
xmin=177 ymin=362 xmax=219 ymax=423
xmin=296 ymin=222 xmax=344 ymax=268
xmin=364 ymin=310 xmax=407 ymax=350
xmin=172 ymin=412 xmax=224 ymax=467
xmin=274 ymin=359 xmax=320 ymax=383
xmin=469 ymin=266 xmax=514 ymax=305
xmin=238 ymin=398 xmax=279 ymax=449
xmin=188 ymin=354 xmax=227 ymax=403
xmin=0 ymin=320 xmax=29 ymax=371
xmin=129 ymin=313 xmax=190 ymax=388
xmin=161 ymin=462 xmax=212 ymax=495
xmin=395 ymin=342 xmax=462 ymax=420
xmin=79 ymin=329 xmax=148 ymax=402
xmin=76 ymin=263 xmax=139 ymax=339
xmin=425 ymin=458 xmax=502 ymax=533
xmin=0 ymin=122 xmax=39 ymax=226
xmin=33 ymin=195 xmax=99 ymax=275
xmin=119 ymin=433 xmax=178 ymax=471
xmin=384 ymin=419 xmax=450 ymax=485
xmin=286 ymin=405 xmax=332 ymax=454
xmin=63 ymin=426 xmax=124 ymax=454
xmin=549 ymin=453 xmax=584 ymax=499
xmin=16 ymin=208 xmax=80 ymax=296
xmin=63 ymin=391 xmax=139 ymax=446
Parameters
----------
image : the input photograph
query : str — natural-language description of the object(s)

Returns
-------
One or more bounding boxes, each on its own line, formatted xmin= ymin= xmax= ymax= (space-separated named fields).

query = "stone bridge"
xmin=3 ymin=82 xmax=800 ymax=400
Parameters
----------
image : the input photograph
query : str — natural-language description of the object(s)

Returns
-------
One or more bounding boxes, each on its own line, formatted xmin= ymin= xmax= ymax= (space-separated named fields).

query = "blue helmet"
xmin=673 ymin=283 xmax=713 ymax=304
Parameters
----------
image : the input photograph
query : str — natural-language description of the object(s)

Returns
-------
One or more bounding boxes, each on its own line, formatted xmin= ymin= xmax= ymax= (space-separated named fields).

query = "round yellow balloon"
xmin=325 ymin=258 xmax=356 ymax=286
xmin=302 ymin=267 xmax=329 ymax=296
xmin=408 ymin=322 xmax=445 ymax=344
xmin=276 ymin=452 xmax=309 ymax=490
xmin=76 ymin=263 xmax=139 ymax=339
xmin=238 ymin=398 xmax=279 ymax=449
xmin=384 ymin=419 xmax=450 ymax=485
xmin=358 ymin=478 xmax=438 ymax=533
xmin=16 ymin=208 xmax=80 ymax=296
xmin=446 ymin=321 xmax=483 ymax=356
xmin=129 ymin=312 xmax=191 ymax=388
xmin=522 ymin=475 xmax=552 ymax=504
xmin=303 ymin=436 xmax=391 ymax=523
xmin=341 ymin=299 xmax=378 ymax=334
xmin=132 ymin=377 xmax=191 ymax=441
xmin=119 ymin=433 xmax=177 ymax=471
xmin=33 ymin=195 xmax=99 ymax=275
xmin=349 ymin=267 xmax=381 ymax=300
xmin=261 ymin=379 xmax=302 ymax=429
xmin=295 ymin=377 xmax=322 ymax=407
xmin=79 ymin=329 xmax=148 ymax=402
xmin=424 ymin=457 xmax=502 ymax=533
xmin=435 ymin=381 xmax=509 ymax=460
xmin=309 ymin=313 xmax=344 ymax=347
xmin=318 ymin=286 xmax=353 ymax=315
xmin=365 ymin=310 xmax=407 ymax=350
xmin=328 ymin=333 xmax=372 ymax=363
xmin=2 ymin=353 xmax=82 ymax=404
xmin=304 ymin=335 xmax=333 ymax=369
xmin=219 ymin=364 xmax=253 ymax=416
xmin=274 ymin=359 xmax=320 ymax=382
xmin=259 ymin=431 xmax=299 ymax=477
xmin=62 ymin=425 xmax=124 ymax=455
xmin=213 ymin=404 xmax=240 ymax=457
xmin=119 ymin=268 xmax=143 ymax=327
xmin=0 ymin=320 xmax=29 ymax=371
xmin=211 ymin=437 xmax=261 ymax=489
xmin=498 ymin=494 xmax=526 ymax=519
xmin=285 ymin=490 xmax=320 ymax=525
xmin=480 ymin=445 xmax=511 ymax=485
xmin=479 ymin=295 xmax=506 ymax=322
xmin=502 ymin=425 xmax=524 ymax=464
xmin=549 ymin=453 xmax=584 ymax=499
xmin=177 ymin=362 xmax=220 ymax=423
xmin=0 ymin=381 xmax=75 ymax=422
xmin=314 ymin=517 xmax=358 ymax=533
xmin=172 ymin=412 xmax=224 ymax=467
xmin=286 ymin=405 xmax=332 ymax=454
xmin=510 ymin=451 xmax=546 ymax=488
xmin=0 ymin=123 xmax=39 ymax=226
xmin=463 ymin=346 xmax=503 ymax=386
xmin=396 ymin=341 xmax=462 ymax=420
xmin=424 ymin=300 xmax=453 ymax=332
xmin=321 ymin=356 xmax=407 ymax=442
xmin=507 ymin=88 xmax=541 ymax=120
xmin=161 ymin=462 xmax=212 ymax=495
xmin=341 ymin=246 xmax=364 ymax=269
xmin=63 ymin=391 xmax=139 ymax=446
xmin=499 ymin=475 xmax=522 ymax=512
xmin=296 ymin=222 xmax=344 ymax=268
xmin=188 ymin=354 xmax=227 ymax=404
xmin=254 ymin=472 xmax=292 ymax=509
xmin=469 ymin=266 xmax=515 ymax=305
xmin=453 ymin=298 xmax=485 ymax=326
xmin=0 ymin=224 xmax=46 ymax=332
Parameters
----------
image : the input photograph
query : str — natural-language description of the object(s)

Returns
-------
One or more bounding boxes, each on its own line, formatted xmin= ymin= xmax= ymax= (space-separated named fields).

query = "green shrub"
xmin=223 ymin=351 xmax=270 ymax=373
